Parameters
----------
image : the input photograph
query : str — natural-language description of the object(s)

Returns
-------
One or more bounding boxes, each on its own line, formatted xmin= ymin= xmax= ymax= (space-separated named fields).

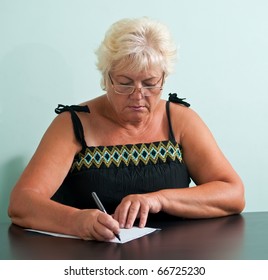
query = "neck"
xmin=101 ymin=96 xmax=164 ymax=141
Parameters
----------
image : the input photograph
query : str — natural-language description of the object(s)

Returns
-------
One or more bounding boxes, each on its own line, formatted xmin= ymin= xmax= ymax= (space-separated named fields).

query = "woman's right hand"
xmin=73 ymin=209 xmax=120 ymax=241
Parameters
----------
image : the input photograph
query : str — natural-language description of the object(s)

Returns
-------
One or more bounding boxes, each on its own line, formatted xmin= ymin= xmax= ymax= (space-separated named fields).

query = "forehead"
xmin=112 ymin=68 xmax=163 ymax=80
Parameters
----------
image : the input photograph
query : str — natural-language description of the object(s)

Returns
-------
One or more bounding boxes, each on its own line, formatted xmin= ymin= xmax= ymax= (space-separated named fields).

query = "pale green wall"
xmin=1 ymin=0 xmax=268 ymax=222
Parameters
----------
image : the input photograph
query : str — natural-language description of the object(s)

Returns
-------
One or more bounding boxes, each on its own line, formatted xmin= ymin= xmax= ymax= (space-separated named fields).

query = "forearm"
xmin=157 ymin=181 xmax=245 ymax=219
xmin=8 ymin=189 xmax=79 ymax=236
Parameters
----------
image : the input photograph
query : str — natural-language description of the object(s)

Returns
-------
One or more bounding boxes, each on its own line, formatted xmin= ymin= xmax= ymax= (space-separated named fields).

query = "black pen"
xmin=91 ymin=192 xmax=121 ymax=241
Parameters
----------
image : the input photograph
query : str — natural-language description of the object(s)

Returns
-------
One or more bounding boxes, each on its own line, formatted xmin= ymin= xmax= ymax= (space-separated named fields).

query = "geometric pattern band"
xmin=71 ymin=141 xmax=183 ymax=171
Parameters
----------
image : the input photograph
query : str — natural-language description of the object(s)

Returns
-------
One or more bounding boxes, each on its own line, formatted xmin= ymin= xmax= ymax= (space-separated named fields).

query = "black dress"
xmin=51 ymin=94 xmax=191 ymax=215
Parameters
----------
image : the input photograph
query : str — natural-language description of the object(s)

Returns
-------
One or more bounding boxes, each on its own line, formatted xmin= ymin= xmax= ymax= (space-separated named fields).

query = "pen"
xmin=91 ymin=192 xmax=121 ymax=241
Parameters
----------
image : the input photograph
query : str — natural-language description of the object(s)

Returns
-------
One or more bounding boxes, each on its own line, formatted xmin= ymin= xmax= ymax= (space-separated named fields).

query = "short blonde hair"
xmin=95 ymin=17 xmax=177 ymax=88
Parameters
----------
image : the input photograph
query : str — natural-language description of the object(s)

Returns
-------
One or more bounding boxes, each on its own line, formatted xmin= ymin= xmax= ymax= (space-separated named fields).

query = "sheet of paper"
xmin=25 ymin=229 xmax=80 ymax=239
xmin=25 ymin=226 xmax=160 ymax=244
xmin=110 ymin=227 xmax=160 ymax=243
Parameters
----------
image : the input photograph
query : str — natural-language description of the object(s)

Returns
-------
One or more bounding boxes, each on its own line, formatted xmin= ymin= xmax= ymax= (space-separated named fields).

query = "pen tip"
xmin=115 ymin=234 xmax=121 ymax=242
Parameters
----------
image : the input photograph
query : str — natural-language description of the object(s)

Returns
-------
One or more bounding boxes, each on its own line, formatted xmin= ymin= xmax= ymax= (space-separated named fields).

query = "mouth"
xmin=128 ymin=105 xmax=146 ymax=111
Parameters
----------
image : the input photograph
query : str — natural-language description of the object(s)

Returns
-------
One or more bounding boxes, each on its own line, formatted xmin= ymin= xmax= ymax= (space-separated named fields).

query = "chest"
xmin=84 ymin=114 xmax=170 ymax=146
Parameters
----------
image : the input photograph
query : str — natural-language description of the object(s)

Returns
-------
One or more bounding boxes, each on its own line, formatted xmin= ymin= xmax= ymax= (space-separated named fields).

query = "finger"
xmin=92 ymin=222 xmax=115 ymax=241
xmin=125 ymin=201 xmax=141 ymax=228
xmin=98 ymin=212 xmax=121 ymax=237
xmin=114 ymin=200 xmax=131 ymax=228
xmin=90 ymin=213 xmax=120 ymax=241
xmin=138 ymin=204 xmax=149 ymax=228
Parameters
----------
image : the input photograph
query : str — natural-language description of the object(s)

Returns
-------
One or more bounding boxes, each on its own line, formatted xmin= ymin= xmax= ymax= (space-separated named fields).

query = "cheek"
xmin=148 ymin=96 xmax=161 ymax=110
xmin=106 ymin=92 xmax=125 ymax=111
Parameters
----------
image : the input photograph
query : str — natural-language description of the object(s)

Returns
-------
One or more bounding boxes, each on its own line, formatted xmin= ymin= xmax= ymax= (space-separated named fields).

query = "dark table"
xmin=1 ymin=212 xmax=267 ymax=260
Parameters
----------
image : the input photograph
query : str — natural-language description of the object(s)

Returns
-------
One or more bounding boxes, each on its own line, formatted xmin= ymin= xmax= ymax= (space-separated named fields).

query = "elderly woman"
xmin=8 ymin=17 xmax=245 ymax=241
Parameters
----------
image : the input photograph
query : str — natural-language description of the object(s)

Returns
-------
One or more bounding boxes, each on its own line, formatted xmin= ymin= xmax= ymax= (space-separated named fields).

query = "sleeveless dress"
xmin=51 ymin=94 xmax=191 ymax=214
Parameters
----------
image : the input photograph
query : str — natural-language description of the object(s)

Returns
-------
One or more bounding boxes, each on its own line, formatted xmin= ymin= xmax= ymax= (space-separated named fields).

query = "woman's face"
xmin=105 ymin=67 xmax=164 ymax=124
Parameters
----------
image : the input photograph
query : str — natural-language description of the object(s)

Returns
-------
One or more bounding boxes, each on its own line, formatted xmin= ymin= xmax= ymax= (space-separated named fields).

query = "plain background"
xmin=0 ymin=0 xmax=267 ymax=223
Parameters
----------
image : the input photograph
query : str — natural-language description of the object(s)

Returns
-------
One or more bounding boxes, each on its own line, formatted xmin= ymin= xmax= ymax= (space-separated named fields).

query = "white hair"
xmin=95 ymin=17 xmax=177 ymax=88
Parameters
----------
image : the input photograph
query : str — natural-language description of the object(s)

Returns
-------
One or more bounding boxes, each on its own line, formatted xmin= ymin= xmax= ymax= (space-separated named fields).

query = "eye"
xmin=119 ymin=81 xmax=133 ymax=86
xmin=142 ymin=77 xmax=161 ymax=87
xmin=143 ymin=82 xmax=157 ymax=87
xmin=143 ymin=80 xmax=159 ymax=87
xmin=116 ymin=78 xmax=133 ymax=86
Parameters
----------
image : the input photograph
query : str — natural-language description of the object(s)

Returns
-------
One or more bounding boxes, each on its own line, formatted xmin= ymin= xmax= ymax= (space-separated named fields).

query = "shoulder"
xmin=47 ymin=109 xmax=79 ymax=148
xmin=47 ymin=102 xmax=93 ymax=151
xmin=168 ymin=100 xmax=206 ymax=138
xmin=53 ymin=97 xmax=101 ymax=125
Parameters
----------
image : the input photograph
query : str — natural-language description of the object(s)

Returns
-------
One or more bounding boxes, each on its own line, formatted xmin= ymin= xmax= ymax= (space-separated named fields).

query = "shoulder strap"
xmin=166 ymin=101 xmax=176 ymax=141
xmin=166 ymin=93 xmax=190 ymax=141
xmin=168 ymin=93 xmax=190 ymax=107
xmin=55 ymin=104 xmax=90 ymax=149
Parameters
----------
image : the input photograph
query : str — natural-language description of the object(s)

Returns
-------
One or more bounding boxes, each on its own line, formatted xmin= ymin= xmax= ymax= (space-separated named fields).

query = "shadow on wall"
xmin=0 ymin=43 xmax=74 ymax=222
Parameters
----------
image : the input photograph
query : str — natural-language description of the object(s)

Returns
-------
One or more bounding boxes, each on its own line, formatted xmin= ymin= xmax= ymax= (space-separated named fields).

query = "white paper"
xmin=25 ymin=226 xmax=160 ymax=244
xmin=25 ymin=229 xmax=80 ymax=239
xmin=109 ymin=227 xmax=160 ymax=243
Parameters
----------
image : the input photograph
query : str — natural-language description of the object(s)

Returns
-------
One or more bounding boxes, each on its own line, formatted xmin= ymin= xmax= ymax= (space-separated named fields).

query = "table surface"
xmin=1 ymin=212 xmax=267 ymax=260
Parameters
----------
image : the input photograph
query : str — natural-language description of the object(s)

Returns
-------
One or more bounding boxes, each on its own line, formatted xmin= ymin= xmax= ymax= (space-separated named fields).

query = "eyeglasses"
xmin=108 ymin=72 xmax=164 ymax=96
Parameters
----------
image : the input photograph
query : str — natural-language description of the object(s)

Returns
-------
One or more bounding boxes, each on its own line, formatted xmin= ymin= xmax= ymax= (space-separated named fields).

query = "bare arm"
xmin=114 ymin=104 xmax=245 ymax=227
xmin=159 ymin=104 xmax=245 ymax=218
xmin=8 ymin=112 xmax=120 ymax=240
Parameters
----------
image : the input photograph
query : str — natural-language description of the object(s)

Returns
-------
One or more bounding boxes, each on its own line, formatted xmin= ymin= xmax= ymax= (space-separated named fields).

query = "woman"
xmin=8 ymin=17 xmax=245 ymax=241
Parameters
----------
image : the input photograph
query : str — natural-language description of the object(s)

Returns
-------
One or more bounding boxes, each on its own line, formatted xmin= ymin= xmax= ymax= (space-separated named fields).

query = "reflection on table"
xmin=6 ymin=213 xmax=246 ymax=260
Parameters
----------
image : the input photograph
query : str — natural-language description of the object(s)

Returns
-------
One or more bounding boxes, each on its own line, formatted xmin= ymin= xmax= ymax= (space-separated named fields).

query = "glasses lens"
xmin=114 ymin=85 xmax=162 ymax=96
xmin=114 ymin=85 xmax=134 ymax=95
xmin=145 ymin=87 xmax=162 ymax=94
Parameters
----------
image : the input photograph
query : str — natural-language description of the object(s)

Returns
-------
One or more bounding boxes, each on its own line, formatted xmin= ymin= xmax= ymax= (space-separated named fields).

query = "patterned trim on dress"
xmin=71 ymin=141 xmax=183 ymax=171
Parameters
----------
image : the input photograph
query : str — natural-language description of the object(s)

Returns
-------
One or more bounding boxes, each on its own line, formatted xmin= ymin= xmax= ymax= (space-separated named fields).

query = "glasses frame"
xmin=108 ymin=72 xmax=165 ymax=96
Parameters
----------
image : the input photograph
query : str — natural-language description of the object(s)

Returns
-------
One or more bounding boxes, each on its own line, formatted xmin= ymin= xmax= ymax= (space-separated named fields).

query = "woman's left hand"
xmin=113 ymin=193 xmax=162 ymax=228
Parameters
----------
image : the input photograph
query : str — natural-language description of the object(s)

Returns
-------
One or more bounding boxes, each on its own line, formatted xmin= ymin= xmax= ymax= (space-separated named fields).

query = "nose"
xmin=130 ymin=87 xmax=144 ymax=99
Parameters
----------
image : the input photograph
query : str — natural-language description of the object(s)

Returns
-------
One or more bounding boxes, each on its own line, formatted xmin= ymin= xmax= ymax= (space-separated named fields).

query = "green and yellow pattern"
xmin=71 ymin=141 xmax=183 ymax=171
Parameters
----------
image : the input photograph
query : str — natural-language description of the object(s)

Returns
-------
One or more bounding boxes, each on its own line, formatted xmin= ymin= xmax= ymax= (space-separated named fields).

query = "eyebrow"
xmin=116 ymin=75 xmax=160 ymax=82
